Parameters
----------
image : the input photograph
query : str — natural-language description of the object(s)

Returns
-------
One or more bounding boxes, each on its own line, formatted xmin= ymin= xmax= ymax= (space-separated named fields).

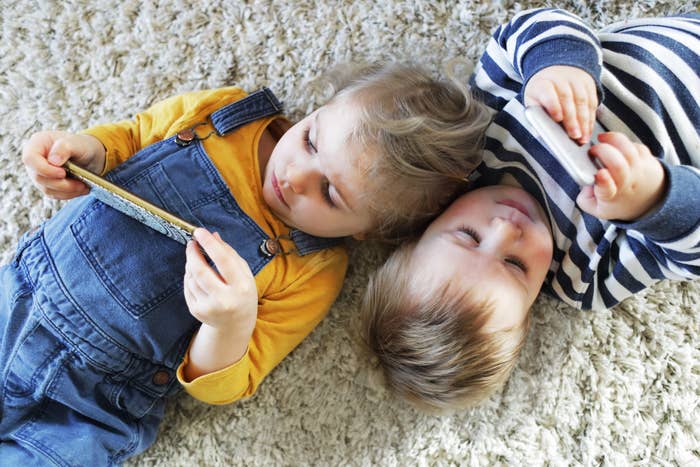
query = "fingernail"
xmin=48 ymin=154 xmax=62 ymax=165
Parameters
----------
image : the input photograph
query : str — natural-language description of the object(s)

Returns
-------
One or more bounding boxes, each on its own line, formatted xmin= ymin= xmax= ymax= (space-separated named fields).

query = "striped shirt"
xmin=469 ymin=8 xmax=700 ymax=310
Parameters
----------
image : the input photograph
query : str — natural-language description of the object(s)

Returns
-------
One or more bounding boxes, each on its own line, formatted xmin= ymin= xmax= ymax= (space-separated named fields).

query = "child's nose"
xmin=286 ymin=161 xmax=320 ymax=194
xmin=487 ymin=218 xmax=522 ymax=247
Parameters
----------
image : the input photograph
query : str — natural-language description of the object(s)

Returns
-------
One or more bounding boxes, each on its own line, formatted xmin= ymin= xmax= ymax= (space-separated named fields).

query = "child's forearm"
xmin=181 ymin=228 xmax=260 ymax=381
xmin=181 ymin=320 xmax=255 ymax=381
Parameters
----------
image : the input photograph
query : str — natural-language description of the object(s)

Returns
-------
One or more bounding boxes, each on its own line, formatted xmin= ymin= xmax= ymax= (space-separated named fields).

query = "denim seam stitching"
xmin=13 ymin=364 xmax=73 ymax=467
xmin=32 ymin=236 xmax=132 ymax=372
xmin=70 ymin=201 xmax=181 ymax=317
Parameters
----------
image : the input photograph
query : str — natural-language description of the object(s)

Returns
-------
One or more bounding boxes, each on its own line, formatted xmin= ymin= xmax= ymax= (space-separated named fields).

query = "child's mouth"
xmin=499 ymin=199 xmax=531 ymax=220
xmin=271 ymin=172 xmax=289 ymax=208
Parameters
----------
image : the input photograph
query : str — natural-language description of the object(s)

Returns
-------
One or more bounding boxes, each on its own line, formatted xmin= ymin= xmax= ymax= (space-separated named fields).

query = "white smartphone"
xmin=525 ymin=105 xmax=599 ymax=185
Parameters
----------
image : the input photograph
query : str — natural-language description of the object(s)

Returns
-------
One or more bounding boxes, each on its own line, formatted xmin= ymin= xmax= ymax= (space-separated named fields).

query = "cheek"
xmin=531 ymin=239 xmax=554 ymax=272
xmin=272 ymin=126 xmax=301 ymax=157
xmin=525 ymin=229 xmax=553 ymax=268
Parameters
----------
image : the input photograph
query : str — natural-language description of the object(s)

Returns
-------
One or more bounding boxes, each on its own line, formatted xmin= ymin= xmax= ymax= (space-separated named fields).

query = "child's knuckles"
xmin=555 ymin=83 xmax=573 ymax=101
xmin=574 ymin=94 xmax=588 ymax=106
xmin=633 ymin=143 xmax=650 ymax=159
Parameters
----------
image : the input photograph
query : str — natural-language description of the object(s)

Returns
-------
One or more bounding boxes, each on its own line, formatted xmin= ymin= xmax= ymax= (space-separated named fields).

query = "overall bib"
xmin=0 ymin=89 xmax=337 ymax=465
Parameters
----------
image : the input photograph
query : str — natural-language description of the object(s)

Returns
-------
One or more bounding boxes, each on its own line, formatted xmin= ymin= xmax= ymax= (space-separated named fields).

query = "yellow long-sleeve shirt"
xmin=83 ymin=87 xmax=348 ymax=404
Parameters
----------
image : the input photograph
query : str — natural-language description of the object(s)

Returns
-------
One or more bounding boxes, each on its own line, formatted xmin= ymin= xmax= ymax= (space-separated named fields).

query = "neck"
xmin=257 ymin=119 xmax=291 ymax=181
xmin=498 ymin=173 xmax=521 ymax=188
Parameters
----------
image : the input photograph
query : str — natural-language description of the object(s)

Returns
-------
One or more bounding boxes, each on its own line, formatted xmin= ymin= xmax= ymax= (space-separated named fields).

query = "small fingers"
xmin=23 ymin=149 xmax=67 ymax=180
xmin=572 ymin=74 xmax=598 ymax=143
xmin=589 ymin=140 xmax=630 ymax=189
xmin=525 ymin=80 xmax=564 ymax=122
xmin=184 ymin=270 xmax=207 ymax=301
xmin=633 ymin=142 xmax=653 ymax=159
xmin=555 ymin=83 xmax=581 ymax=141
xmin=193 ymin=228 xmax=248 ymax=282
xmin=574 ymin=97 xmax=589 ymax=144
xmin=584 ymin=83 xmax=598 ymax=142
xmin=47 ymin=138 xmax=78 ymax=165
xmin=597 ymin=132 xmax=638 ymax=162
xmin=183 ymin=280 xmax=197 ymax=307
xmin=575 ymin=184 xmax=597 ymax=215
xmin=185 ymin=240 xmax=224 ymax=292
xmin=592 ymin=168 xmax=617 ymax=201
xmin=32 ymin=174 xmax=89 ymax=199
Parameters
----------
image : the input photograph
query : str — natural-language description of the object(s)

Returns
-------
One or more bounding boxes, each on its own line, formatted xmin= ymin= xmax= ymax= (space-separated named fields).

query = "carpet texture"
xmin=1 ymin=1 xmax=698 ymax=465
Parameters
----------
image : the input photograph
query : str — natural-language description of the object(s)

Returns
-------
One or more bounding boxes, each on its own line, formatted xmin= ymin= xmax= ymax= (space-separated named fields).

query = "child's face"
xmin=411 ymin=185 xmax=554 ymax=330
xmin=261 ymin=98 xmax=374 ymax=238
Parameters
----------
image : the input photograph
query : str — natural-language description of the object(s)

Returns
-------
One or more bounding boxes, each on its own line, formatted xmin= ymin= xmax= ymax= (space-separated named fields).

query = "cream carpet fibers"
xmin=1 ymin=1 xmax=698 ymax=465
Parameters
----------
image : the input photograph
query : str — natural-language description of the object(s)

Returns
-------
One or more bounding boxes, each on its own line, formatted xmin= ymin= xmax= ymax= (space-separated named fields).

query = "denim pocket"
xmin=70 ymin=163 xmax=193 ymax=319
xmin=3 ymin=322 xmax=67 ymax=402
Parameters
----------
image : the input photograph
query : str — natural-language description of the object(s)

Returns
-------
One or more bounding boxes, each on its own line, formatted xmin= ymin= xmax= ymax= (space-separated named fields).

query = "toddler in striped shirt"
xmin=360 ymin=8 xmax=700 ymax=411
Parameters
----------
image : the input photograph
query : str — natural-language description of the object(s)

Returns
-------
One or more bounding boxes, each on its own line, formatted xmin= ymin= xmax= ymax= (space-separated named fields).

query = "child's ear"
xmin=352 ymin=232 xmax=367 ymax=240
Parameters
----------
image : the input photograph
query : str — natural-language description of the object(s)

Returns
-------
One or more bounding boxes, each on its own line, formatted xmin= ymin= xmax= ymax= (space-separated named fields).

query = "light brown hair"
xmin=318 ymin=62 xmax=492 ymax=243
xmin=360 ymin=242 xmax=531 ymax=412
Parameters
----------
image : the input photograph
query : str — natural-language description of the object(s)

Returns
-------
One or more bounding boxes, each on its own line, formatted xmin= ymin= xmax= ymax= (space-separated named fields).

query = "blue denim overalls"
xmin=0 ymin=89 xmax=339 ymax=465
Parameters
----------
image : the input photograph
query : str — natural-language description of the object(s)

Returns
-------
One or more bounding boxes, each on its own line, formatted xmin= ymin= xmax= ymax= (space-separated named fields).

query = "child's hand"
xmin=22 ymin=130 xmax=107 ymax=200
xmin=184 ymin=228 xmax=258 ymax=333
xmin=576 ymin=132 xmax=666 ymax=221
xmin=524 ymin=65 xmax=598 ymax=145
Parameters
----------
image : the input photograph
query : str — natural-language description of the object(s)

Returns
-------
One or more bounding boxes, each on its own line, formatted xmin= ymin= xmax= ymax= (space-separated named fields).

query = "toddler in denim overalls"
xmin=1 ymin=63 xmax=493 ymax=465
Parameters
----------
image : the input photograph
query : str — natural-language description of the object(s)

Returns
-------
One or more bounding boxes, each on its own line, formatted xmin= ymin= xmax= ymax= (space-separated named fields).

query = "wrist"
xmin=184 ymin=321 xmax=255 ymax=381
xmin=610 ymin=161 xmax=698 ymax=242
xmin=200 ymin=315 xmax=256 ymax=342
xmin=84 ymin=135 xmax=107 ymax=174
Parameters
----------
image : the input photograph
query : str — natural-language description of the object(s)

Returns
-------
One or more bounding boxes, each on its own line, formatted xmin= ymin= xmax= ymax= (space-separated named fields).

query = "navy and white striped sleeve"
xmin=470 ymin=8 xmax=603 ymax=111
xmin=585 ymin=16 xmax=700 ymax=307
xmin=610 ymin=162 xmax=700 ymax=282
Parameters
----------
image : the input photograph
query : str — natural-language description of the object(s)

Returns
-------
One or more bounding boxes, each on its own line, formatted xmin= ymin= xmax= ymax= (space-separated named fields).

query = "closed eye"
xmin=321 ymin=179 xmax=335 ymax=207
xmin=303 ymin=128 xmax=317 ymax=153
xmin=302 ymin=127 xmax=335 ymax=207
xmin=459 ymin=226 xmax=481 ymax=243
xmin=505 ymin=256 xmax=528 ymax=273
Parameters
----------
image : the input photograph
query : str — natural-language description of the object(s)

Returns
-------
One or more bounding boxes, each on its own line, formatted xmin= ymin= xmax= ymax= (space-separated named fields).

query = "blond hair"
xmin=318 ymin=62 xmax=492 ymax=243
xmin=360 ymin=243 xmax=530 ymax=412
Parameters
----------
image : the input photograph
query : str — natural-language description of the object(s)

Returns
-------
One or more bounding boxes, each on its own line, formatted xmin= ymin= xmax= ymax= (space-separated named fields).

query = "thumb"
xmin=576 ymin=185 xmax=597 ymax=216
xmin=47 ymin=141 xmax=72 ymax=166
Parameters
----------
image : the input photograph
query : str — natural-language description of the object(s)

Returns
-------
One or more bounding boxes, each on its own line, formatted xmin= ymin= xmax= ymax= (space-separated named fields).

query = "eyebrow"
xmin=315 ymin=111 xmax=355 ymax=212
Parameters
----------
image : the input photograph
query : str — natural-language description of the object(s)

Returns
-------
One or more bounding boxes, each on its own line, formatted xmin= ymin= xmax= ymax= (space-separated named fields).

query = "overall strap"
xmin=210 ymin=87 xmax=283 ymax=136
xmin=289 ymin=230 xmax=344 ymax=256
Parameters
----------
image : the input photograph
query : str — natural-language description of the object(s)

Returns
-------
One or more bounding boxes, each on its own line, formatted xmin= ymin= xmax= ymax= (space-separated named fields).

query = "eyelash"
xmin=303 ymin=128 xmax=334 ymax=207
xmin=459 ymin=226 xmax=528 ymax=272
xmin=320 ymin=180 xmax=334 ymax=207
xmin=303 ymin=128 xmax=316 ymax=153
xmin=459 ymin=226 xmax=481 ymax=242
xmin=505 ymin=257 xmax=528 ymax=273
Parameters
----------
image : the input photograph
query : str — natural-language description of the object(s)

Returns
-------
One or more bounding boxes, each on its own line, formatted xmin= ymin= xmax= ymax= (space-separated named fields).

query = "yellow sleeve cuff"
xmin=176 ymin=346 xmax=254 ymax=405
xmin=80 ymin=124 xmax=132 ymax=174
